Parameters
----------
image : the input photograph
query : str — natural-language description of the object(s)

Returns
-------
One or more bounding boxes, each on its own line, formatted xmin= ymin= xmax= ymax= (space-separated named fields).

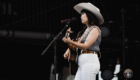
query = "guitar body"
xmin=64 ymin=27 xmax=80 ymax=75
xmin=68 ymin=40 xmax=80 ymax=75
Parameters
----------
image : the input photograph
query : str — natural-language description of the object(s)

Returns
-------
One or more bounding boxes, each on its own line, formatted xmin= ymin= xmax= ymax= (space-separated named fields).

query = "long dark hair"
xmin=76 ymin=9 xmax=100 ymax=39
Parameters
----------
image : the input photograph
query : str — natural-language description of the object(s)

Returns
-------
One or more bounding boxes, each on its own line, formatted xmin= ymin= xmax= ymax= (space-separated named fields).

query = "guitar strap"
xmin=75 ymin=26 xmax=94 ymax=63
xmin=75 ymin=26 xmax=102 ymax=64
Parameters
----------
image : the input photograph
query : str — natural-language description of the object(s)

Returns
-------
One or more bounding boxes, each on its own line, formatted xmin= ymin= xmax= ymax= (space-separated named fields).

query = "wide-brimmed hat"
xmin=74 ymin=2 xmax=104 ymax=25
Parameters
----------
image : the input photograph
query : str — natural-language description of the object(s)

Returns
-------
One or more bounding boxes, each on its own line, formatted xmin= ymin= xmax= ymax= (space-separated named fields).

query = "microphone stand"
xmin=122 ymin=7 xmax=125 ymax=69
xmin=41 ymin=21 xmax=70 ymax=80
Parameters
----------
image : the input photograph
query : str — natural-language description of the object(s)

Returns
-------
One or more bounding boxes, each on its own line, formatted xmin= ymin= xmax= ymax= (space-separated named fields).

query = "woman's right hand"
xmin=64 ymin=52 xmax=69 ymax=59
xmin=64 ymin=48 xmax=70 ymax=59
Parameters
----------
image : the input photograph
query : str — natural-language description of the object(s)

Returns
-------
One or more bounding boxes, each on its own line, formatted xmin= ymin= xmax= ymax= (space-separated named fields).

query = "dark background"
xmin=0 ymin=0 xmax=139 ymax=80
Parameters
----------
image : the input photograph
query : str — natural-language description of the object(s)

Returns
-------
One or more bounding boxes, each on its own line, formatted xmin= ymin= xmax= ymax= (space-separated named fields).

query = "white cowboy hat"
xmin=74 ymin=2 xmax=104 ymax=25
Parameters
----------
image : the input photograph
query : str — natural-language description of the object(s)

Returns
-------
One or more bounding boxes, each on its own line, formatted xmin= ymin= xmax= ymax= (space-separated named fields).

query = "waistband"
xmin=81 ymin=50 xmax=97 ymax=54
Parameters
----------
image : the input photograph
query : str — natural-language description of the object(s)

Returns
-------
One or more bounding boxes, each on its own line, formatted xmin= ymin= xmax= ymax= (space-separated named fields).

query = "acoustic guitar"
xmin=65 ymin=27 xmax=79 ymax=75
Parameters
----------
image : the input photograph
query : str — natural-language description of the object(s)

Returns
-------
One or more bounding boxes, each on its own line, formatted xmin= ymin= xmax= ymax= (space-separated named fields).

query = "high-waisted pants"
xmin=74 ymin=53 xmax=100 ymax=80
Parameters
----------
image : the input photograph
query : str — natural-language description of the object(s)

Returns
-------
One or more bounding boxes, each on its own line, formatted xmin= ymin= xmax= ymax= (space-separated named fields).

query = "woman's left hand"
xmin=62 ymin=37 xmax=72 ymax=44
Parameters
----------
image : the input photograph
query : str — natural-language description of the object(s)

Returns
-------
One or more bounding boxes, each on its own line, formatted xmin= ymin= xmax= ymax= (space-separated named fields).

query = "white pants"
xmin=74 ymin=53 xmax=100 ymax=80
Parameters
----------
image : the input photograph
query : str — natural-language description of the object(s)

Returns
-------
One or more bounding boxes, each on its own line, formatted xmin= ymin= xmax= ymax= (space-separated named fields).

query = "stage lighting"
xmin=101 ymin=69 xmax=114 ymax=80
xmin=101 ymin=27 xmax=110 ymax=37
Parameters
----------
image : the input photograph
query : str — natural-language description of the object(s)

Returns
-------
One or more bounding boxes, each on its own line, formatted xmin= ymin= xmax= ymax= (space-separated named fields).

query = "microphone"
xmin=61 ymin=17 xmax=77 ymax=23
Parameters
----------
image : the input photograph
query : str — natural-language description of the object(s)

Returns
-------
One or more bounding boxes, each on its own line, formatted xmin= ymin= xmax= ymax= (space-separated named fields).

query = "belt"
xmin=82 ymin=50 xmax=97 ymax=54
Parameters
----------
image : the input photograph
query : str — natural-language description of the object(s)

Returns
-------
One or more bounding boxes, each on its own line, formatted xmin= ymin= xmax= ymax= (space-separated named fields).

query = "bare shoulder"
xmin=87 ymin=27 xmax=99 ymax=39
xmin=90 ymin=27 xmax=99 ymax=34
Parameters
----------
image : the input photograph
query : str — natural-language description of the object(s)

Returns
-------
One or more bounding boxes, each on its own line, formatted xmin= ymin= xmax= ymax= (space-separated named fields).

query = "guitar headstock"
xmin=67 ymin=27 xmax=73 ymax=33
xmin=65 ymin=27 xmax=74 ymax=38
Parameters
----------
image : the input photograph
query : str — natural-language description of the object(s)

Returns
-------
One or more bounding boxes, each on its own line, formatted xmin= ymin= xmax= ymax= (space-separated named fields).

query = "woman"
xmin=62 ymin=2 xmax=104 ymax=80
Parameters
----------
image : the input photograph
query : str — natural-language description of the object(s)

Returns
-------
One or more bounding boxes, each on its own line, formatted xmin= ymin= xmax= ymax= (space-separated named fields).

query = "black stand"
xmin=41 ymin=22 xmax=70 ymax=80
xmin=121 ymin=7 xmax=125 ymax=69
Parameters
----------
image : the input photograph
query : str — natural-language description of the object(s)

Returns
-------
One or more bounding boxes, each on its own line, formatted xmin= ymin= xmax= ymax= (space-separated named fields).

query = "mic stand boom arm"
xmin=41 ymin=22 xmax=70 ymax=56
